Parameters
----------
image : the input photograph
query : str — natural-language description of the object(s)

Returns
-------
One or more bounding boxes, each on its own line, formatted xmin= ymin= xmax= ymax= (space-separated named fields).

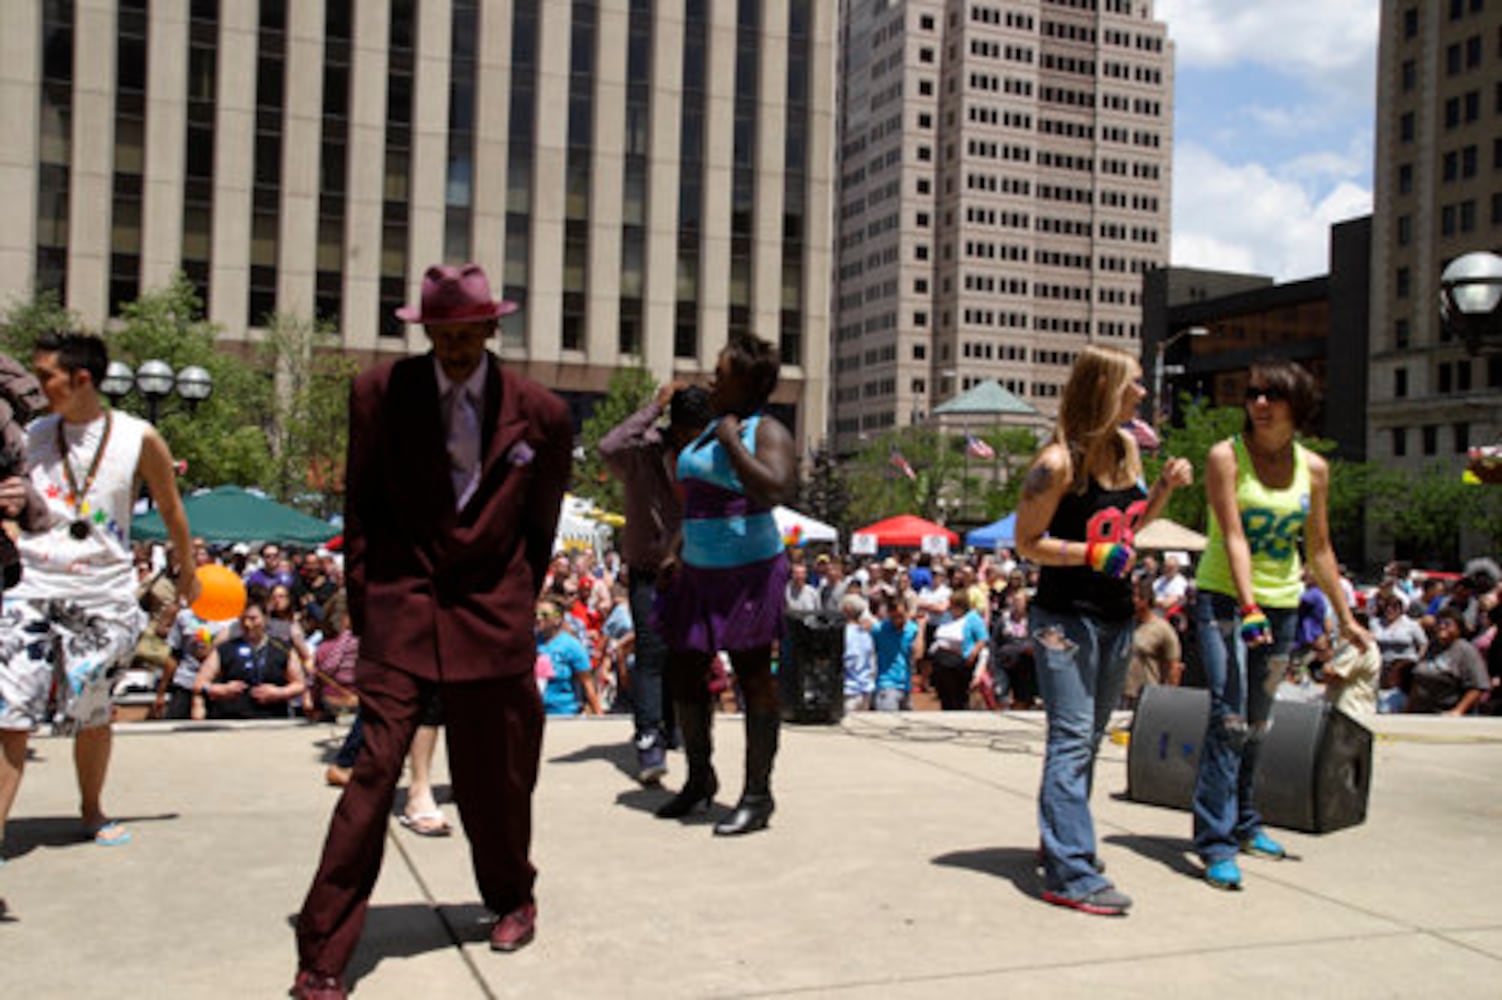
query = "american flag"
xmin=965 ymin=434 xmax=995 ymax=460
xmin=890 ymin=448 xmax=917 ymax=480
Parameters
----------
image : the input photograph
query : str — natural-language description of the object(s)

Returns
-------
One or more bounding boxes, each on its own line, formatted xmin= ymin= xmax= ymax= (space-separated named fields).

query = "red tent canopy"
xmin=852 ymin=514 xmax=959 ymax=548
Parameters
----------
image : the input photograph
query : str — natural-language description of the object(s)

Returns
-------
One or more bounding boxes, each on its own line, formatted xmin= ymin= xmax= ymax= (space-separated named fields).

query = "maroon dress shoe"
xmin=290 ymin=968 xmax=346 ymax=1000
xmin=489 ymin=901 xmax=537 ymax=952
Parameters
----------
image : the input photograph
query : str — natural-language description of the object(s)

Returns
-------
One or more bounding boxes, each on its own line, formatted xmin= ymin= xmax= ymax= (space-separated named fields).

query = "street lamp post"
xmin=1439 ymin=251 xmax=1502 ymax=355
xmin=1153 ymin=325 xmax=1208 ymax=429
xmin=98 ymin=359 xmax=214 ymax=509
xmin=99 ymin=359 xmax=215 ymax=420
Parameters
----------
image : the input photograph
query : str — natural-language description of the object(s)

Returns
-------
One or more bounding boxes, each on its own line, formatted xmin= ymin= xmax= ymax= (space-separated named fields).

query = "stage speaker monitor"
xmin=1126 ymin=685 xmax=1372 ymax=834
xmin=779 ymin=611 xmax=845 ymax=725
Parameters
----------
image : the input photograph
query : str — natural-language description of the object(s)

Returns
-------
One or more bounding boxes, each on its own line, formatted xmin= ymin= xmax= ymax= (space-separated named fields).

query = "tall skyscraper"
xmin=832 ymin=0 xmax=1172 ymax=453
xmin=1 ymin=0 xmax=835 ymax=442
xmin=1368 ymin=0 xmax=1502 ymax=481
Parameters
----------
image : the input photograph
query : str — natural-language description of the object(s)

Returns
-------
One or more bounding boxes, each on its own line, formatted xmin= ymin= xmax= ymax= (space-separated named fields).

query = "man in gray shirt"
xmin=599 ymin=383 xmax=712 ymax=783
xmin=1408 ymin=609 xmax=1489 ymax=715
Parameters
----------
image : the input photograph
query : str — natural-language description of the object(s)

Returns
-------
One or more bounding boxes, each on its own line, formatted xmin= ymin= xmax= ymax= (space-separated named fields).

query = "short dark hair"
xmin=722 ymin=332 xmax=780 ymax=407
xmin=1435 ymin=607 xmax=1466 ymax=630
xmin=669 ymin=384 xmax=712 ymax=430
xmin=1243 ymin=358 xmax=1318 ymax=435
xmin=33 ymin=331 xmax=109 ymax=389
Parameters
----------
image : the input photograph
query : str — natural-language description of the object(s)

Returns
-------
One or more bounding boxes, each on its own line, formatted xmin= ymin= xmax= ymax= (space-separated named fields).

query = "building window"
xmin=1422 ymin=425 xmax=1438 ymax=455
xmin=913 ymin=343 xmax=926 ymax=360
xmin=1395 ymin=267 xmax=1410 ymax=298
xmin=1458 ymin=359 xmax=1472 ymax=391
xmin=1397 ymin=215 xmax=1411 ymax=245
xmin=1438 ymin=362 xmax=1452 ymax=394
xmin=1454 ymin=423 xmax=1470 ymax=453
xmin=1395 ymin=318 xmax=1410 ymax=349
xmin=920 ymin=13 xmax=934 ymax=30
xmin=1398 ymin=163 xmax=1413 ymax=194
xmin=1391 ymin=427 xmax=1407 ymax=457
xmin=1459 ymin=199 xmax=1476 ymax=232
xmin=1394 ymin=367 xmax=1408 ymax=398
xmin=1401 ymin=59 xmax=1416 ymax=91
xmin=1400 ymin=112 xmax=1415 ymax=142
xmin=919 ymin=47 xmax=934 ymax=64
xmin=1403 ymin=8 xmax=1418 ymax=38
xmin=915 ymin=244 xmax=928 ymax=261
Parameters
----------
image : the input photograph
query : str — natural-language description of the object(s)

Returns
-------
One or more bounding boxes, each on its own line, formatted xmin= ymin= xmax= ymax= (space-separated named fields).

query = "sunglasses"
xmin=1244 ymin=384 xmax=1288 ymax=403
xmin=535 ymin=610 xmax=559 ymax=620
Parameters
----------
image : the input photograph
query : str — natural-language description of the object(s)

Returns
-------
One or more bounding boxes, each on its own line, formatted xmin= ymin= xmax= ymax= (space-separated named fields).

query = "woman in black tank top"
xmin=1015 ymin=346 xmax=1192 ymax=916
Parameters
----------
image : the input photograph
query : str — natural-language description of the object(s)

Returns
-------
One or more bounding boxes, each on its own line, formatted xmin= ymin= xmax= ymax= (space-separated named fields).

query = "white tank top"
xmin=13 ymin=409 xmax=149 ymax=615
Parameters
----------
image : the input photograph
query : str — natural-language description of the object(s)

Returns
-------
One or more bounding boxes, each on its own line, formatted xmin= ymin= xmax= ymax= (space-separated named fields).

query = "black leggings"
xmin=668 ymin=646 xmax=778 ymax=714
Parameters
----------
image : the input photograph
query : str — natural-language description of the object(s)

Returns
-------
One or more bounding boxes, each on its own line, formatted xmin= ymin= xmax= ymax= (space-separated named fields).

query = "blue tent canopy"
xmin=965 ymin=512 xmax=1016 ymax=550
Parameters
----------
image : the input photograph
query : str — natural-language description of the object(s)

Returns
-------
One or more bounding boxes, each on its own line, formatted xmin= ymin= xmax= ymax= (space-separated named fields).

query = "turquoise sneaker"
xmin=1240 ymin=830 xmax=1286 ymax=860
xmin=1205 ymin=858 xmax=1243 ymax=890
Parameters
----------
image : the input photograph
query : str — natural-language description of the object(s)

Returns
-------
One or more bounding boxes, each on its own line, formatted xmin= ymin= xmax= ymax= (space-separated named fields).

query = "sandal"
xmin=398 ymin=810 xmax=452 ymax=837
xmin=89 ymin=820 xmax=133 ymax=847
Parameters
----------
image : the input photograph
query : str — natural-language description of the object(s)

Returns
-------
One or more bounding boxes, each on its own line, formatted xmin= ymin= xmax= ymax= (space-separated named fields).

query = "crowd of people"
xmin=4 ymin=265 xmax=1501 ymax=993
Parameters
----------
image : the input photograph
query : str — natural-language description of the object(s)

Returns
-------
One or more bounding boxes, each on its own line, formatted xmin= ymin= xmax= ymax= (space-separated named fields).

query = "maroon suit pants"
xmin=295 ymin=659 xmax=544 ymax=976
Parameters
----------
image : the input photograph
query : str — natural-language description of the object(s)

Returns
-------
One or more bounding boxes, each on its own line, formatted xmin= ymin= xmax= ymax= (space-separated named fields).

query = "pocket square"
xmin=507 ymin=441 xmax=536 ymax=466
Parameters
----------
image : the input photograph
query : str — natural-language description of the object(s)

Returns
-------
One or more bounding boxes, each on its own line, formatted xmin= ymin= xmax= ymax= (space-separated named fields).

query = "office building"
xmin=1368 ymin=1 xmax=1501 ymax=479
xmin=0 ymin=0 xmax=836 ymax=440
xmin=832 ymin=0 xmax=1173 ymax=453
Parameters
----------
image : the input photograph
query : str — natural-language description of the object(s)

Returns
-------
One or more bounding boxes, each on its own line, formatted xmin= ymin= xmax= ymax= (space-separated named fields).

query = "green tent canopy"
xmin=132 ymin=485 xmax=339 ymax=545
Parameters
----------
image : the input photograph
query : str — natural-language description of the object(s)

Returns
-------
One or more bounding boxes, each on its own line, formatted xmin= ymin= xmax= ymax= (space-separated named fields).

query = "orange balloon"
xmin=192 ymin=563 xmax=247 ymax=622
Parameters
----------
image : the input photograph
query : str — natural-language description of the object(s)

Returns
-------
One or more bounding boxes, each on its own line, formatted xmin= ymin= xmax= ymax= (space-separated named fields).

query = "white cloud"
xmin=1155 ymin=0 xmax=1379 ymax=84
xmin=1171 ymin=143 xmax=1372 ymax=282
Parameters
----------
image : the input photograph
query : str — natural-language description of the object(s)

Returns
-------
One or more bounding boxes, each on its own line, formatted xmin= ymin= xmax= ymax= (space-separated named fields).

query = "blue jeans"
xmin=1191 ymin=592 xmax=1297 ymax=862
xmin=1031 ymin=605 xmax=1133 ymax=898
xmin=628 ymin=569 xmax=670 ymax=747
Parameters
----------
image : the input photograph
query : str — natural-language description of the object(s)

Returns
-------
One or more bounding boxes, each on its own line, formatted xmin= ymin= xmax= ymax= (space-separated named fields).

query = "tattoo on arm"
xmin=1021 ymin=463 xmax=1054 ymax=502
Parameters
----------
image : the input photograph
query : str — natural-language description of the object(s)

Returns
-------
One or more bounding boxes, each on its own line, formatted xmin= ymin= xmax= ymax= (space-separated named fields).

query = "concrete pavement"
xmin=2 ymin=711 xmax=1501 ymax=998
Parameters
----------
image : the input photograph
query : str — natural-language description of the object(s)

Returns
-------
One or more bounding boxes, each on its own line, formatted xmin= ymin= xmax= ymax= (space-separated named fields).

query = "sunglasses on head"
xmin=1244 ymin=384 xmax=1288 ymax=403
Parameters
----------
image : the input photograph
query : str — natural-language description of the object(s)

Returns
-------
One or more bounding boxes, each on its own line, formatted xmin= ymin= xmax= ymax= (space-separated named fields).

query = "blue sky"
xmin=1156 ymin=0 xmax=1379 ymax=281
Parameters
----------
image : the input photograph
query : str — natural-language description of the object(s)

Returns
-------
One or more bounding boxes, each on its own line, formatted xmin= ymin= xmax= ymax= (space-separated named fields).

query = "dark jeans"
xmin=334 ymin=714 xmax=364 ymax=769
xmin=628 ymin=569 xmax=671 ymax=745
xmin=1191 ymin=592 xmax=1297 ymax=862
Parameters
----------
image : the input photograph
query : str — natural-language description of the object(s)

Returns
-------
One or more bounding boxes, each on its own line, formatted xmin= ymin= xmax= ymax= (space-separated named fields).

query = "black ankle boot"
xmin=713 ymin=709 xmax=779 ymax=836
xmin=655 ymin=700 xmax=715 ymax=819
xmin=713 ymin=793 xmax=774 ymax=835
xmin=655 ymin=769 xmax=718 ymax=818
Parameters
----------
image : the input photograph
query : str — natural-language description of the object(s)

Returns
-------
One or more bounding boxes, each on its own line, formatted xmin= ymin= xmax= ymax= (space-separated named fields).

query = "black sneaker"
xmin=636 ymin=740 xmax=667 ymax=786
xmin=1041 ymin=886 xmax=1132 ymax=916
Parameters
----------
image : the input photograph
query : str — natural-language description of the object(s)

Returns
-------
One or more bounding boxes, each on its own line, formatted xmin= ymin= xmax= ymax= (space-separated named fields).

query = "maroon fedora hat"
xmin=395 ymin=263 xmax=519 ymax=324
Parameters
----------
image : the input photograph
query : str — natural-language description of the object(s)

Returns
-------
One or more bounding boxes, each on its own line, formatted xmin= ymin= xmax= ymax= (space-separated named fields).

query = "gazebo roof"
xmin=931 ymin=379 xmax=1042 ymax=417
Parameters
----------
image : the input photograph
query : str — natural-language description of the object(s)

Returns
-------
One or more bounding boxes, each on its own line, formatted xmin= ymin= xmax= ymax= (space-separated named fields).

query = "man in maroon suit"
xmin=292 ymin=264 xmax=572 ymax=999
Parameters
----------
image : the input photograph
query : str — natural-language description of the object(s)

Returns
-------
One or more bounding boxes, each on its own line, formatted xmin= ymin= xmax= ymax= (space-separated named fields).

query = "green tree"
xmin=846 ymin=427 xmax=967 ymax=526
xmin=105 ymin=275 xmax=274 ymax=490
xmin=1139 ymin=396 xmax=1246 ymax=531
xmin=1367 ymin=462 xmax=1471 ymax=565
xmin=799 ymin=444 xmax=852 ymax=535
xmin=259 ymin=312 xmax=358 ymax=516
xmin=971 ymin=426 xmax=1041 ymax=522
xmin=574 ymin=366 xmax=657 ymax=511
xmin=0 ymin=289 xmax=78 ymax=359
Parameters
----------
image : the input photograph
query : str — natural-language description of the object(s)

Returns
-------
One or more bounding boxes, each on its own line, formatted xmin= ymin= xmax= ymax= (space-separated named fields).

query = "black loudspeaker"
xmin=779 ymin=612 xmax=845 ymax=725
xmin=1126 ymin=685 xmax=1372 ymax=834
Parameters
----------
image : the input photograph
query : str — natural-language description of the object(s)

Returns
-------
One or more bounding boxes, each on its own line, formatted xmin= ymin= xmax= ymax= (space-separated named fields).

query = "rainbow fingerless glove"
xmin=1084 ymin=541 xmax=1133 ymax=579
xmin=1239 ymin=605 xmax=1272 ymax=645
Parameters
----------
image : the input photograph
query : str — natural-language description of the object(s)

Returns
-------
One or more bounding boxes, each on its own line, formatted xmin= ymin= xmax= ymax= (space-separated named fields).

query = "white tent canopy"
xmin=774 ymin=505 xmax=839 ymax=546
xmin=1135 ymin=517 xmax=1207 ymax=553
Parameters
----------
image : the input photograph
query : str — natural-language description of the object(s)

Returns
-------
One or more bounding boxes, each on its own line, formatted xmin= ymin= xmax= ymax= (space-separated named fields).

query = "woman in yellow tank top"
xmin=1191 ymin=359 xmax=1371 ymax=891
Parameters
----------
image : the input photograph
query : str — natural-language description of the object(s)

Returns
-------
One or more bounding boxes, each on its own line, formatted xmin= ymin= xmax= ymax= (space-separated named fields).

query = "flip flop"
xmin=89 ymin=821 xmax=133 ymax=847
xmin=398 ymin=810 xmax=452 ymax=837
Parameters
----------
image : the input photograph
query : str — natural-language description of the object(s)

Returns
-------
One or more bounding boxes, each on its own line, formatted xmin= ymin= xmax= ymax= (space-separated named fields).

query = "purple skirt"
xmin=652 ymin=553 xmax=790 ymax=654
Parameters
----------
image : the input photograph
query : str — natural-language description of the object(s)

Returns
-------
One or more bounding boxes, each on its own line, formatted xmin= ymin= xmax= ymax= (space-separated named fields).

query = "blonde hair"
xmin=1052 ymin=344 xmax=1138 ymax=492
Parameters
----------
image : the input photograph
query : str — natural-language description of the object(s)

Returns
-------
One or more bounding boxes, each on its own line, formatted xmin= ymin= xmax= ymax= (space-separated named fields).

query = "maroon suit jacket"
xmin=344 ymin=352 xmax=572 ymax=683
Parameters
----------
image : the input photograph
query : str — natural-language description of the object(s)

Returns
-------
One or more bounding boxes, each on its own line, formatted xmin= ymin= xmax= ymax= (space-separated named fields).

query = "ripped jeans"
xmin=1191 ymin=592 xmax=1297 ymax=862
xmin=1030 ymin=605 xmax=1133 ymax=898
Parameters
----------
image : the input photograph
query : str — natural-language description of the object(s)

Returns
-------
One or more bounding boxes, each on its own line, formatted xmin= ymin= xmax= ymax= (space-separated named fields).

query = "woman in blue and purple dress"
xmin=654 ymin=333 xmax=798 ymax=836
